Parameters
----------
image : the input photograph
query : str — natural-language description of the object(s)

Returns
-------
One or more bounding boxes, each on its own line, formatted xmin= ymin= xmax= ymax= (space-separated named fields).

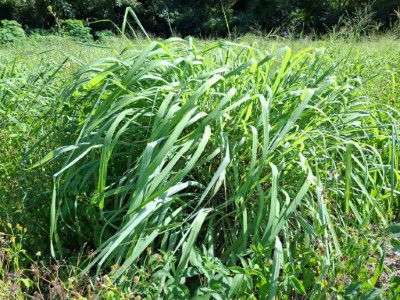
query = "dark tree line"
xmin=0 ymin=0 xmax=399 ymax=36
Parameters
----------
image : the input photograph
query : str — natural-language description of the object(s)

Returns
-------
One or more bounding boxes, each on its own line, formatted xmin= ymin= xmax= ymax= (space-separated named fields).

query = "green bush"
xmin=0 ymin=19 xmax=25 ymax=44
xmin=61 ymin=19 xmax=92 ymax=41
xmin=95 ymin=29 xmax=115 ymax=41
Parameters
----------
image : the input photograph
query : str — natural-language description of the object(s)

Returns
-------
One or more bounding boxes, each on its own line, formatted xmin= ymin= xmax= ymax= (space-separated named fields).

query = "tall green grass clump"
xmin=35 ymin=38 xmax=399 ymax=298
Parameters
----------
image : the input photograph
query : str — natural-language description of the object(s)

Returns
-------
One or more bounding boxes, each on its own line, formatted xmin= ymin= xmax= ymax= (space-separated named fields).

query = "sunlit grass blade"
xmin=267 ymin=237 xmax=283 ymax=300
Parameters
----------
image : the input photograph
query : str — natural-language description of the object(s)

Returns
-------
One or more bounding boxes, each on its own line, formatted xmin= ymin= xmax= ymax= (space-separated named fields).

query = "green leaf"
xmin=289 ymin=275 xmax=306 ymax=295
xmin=267 ymin=237 xmax=283 ymax=300
xmin=386 ymin=224 xmax=400 ymax=237
xmin=228 ymin=274 xmax=246 ymax=298
xmin=175 ymin=209 xmax=211 ymax=277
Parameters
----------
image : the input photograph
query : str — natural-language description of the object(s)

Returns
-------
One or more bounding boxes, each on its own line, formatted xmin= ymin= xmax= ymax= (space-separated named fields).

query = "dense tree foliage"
xmin=0 ymin=0 xmax=399 ymax=37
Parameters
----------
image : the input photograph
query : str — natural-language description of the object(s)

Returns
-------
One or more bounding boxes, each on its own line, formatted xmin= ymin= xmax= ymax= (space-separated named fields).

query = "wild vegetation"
xmin=0 ymin=0 xmax=400 ymax=37
xmin=1 ymin=6 xmax=400 ymax=300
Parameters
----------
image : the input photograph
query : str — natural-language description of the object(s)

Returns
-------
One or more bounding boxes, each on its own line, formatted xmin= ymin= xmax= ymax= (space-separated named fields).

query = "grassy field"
xmin=0 ymin=33 xmax=400 ymax=299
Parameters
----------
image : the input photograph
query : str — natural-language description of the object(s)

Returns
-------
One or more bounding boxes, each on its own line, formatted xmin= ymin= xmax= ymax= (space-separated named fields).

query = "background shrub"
xmin=1 ymin=0 xmax=400 ymax=38
xmin=0 ymin=19 xmax=25 ymax=43
xmin=95 ymin=29 xmax=115 ymax=40
xmin=61 ymin=19 xmax=92 ymax=41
